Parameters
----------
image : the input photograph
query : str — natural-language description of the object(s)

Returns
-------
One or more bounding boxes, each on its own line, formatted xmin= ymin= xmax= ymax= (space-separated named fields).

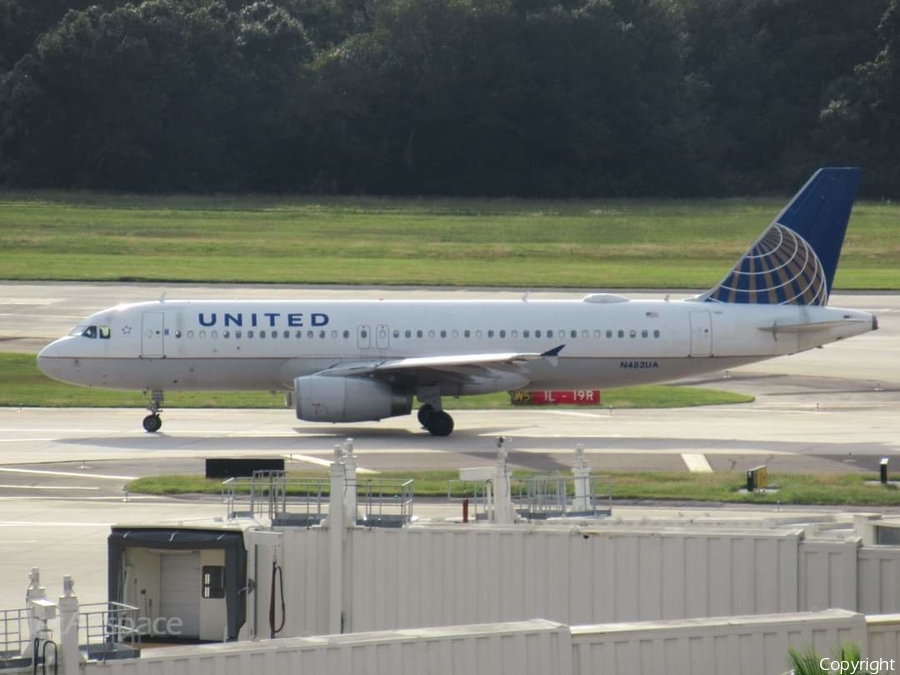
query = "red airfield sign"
xmin=509 ymin=390 xmax=601 ymax=406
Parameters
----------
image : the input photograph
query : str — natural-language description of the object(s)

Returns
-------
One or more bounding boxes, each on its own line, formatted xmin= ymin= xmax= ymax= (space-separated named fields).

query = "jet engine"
xmin=294 ymin=375 xmax=413 ymax=423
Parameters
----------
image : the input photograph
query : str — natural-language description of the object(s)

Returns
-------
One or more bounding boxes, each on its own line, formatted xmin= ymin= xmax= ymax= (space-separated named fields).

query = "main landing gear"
xmin=417 ymin=403 xmax=454 ymax=437
xmin=142 ymin=390 xmax=164 ymax=433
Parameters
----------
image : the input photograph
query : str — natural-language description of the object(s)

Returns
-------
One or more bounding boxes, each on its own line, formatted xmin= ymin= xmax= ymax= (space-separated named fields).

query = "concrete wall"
xmin=570 ymin=609 xmax=866 ymax=675
xmin=79 ymin=611 xmax=873 ymax=675
xmin=262 ymin=525 xmax=806 ymax=637
xmin=84 ymin=619 xmax=574 ymax=675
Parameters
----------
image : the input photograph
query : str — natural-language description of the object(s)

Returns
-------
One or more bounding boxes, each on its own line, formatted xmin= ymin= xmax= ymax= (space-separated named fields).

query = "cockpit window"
xmin=71 ymin=324 xmax=110 ymax=339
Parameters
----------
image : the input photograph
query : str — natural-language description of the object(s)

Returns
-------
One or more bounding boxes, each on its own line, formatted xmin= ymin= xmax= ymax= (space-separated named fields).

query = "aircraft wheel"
xmin=417 ymin=403 xmax=435 ymax=427
xmin=143 ymin=414 xmax=162 ymax=433
xmin=425 ymin=411 xmax=454 ymax=437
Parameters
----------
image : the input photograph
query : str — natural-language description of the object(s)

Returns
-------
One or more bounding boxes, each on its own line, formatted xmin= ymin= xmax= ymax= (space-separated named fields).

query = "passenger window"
xmin=464 ymin=330 xmax=471 ymax=338
xmin=187 ymin=330 xmax=194 ymax=339
xmin=405 ymin=330 xmax=412 ymax=338
xmin=307 ymin=330 xmax=314 ymax=339
xmin=344 ymin=330 xmax=351 ymax=339
xmin=200 ymin=330 xmax=206 ymax=339
xmin=523 ymin=330 xmax=530 ymax=338
xmin=475 ymin=330 xmax=483 ymax=338
xmin=223 ymin=330 xmax=230 ymax=338
xmin=570 ymin=330 xmax=577 ymax=339
xmin=594 ymin=330 xmax=601 ymax=338
xmin=488 ymin=330 xmax=494 ymax=338
xmin=511 ymin=330 xmax=519 ymax=338
xmin=99 ymin=326 xmax=111 ymax=339
xmin=284 ymin=330 xmax=290 ymax=339
xmin=654 ymin=330 xmax=660 ymax=338
xmin=417 ymin=330 xmax=423 ymax=338
xmin=451 ymin=330 xmax=458 ymax=338
xmin=606 ymin=330 xmax=613 ymax=338
xmin=259 ymin=330 xmax=266 ymax=338
xmin=617 ymin=330 xmax=624 ymax=338
xmin=499 ymin=330 xmax=506 ymax=338
xmin=212 ymin=331 xmax=218 ymax=339
xmin=235 ymin=331 xmax=242 ymax=339
xmin=331 ymin=330 xmax=337 ymax=339
xmin=393 ymin=330 xmax=400 ymax=338
xmin=629 ymin=329 xmax=637 ymax=338
xmin=428 ymin=330 xmax=435 ymax=338
xmin=247 ymin=330 xmax=254 ymax=338
xmin=174 ymin=330 xmax=182 ymax=339
xmin=581 ymin=330 xmax=589 ymax=338
xmin=642 ymin=330 xmax=648 ymax=338
xmin=295 ymin=330 xmax=302 ymax=338
xmin=271 ymin=330 xmax=277 ymax=339
xmin=319 ymin=330 xmax=326 ymax=339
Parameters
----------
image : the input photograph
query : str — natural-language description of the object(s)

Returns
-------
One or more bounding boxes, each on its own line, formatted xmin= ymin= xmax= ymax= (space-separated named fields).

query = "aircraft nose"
xmin=37 ymin=339 xmax=69 ymax=381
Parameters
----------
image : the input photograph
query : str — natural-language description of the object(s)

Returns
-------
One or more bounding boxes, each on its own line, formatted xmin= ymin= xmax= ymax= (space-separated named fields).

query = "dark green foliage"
xmin=0 ymin=0 xmax=897 ymax=196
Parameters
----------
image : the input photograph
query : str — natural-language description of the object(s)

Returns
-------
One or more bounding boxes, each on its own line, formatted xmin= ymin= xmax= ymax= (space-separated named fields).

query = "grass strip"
xmin=0 ymin=352 xmax=752 ymax=409
xmin=1 ymin=192 xmax=898 ymax=288
xmin=127 ymin=470 xmax=900 ymax=506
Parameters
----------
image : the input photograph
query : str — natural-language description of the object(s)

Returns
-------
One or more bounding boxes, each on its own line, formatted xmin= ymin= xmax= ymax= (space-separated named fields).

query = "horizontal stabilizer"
xmin=758 ymin=319 xmax=870 ymax=334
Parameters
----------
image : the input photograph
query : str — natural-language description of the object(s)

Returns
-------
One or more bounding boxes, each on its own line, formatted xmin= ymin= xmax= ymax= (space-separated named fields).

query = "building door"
xmin=159 ymin=552 xmax=202 ymax=638
xmin=689 ymin=311 xmax=713 ymax=357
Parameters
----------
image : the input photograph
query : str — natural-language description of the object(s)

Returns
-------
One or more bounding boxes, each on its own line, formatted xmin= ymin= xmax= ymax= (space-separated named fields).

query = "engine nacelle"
xmin=294 ymin=375 xmax=413 ymax=423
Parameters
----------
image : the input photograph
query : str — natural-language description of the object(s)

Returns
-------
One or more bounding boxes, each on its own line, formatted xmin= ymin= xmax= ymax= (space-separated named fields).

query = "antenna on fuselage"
xmin=159 ymin=291 xmax=167 ymax=303
xmin=522 ymin=291 xmax=530 ymax=303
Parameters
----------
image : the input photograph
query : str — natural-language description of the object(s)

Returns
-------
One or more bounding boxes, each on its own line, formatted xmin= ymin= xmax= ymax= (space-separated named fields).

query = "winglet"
xmin=541 ymin=344 xmax=566 ymax=357
xmin=700 ymin=167 xmax=861 ymax=306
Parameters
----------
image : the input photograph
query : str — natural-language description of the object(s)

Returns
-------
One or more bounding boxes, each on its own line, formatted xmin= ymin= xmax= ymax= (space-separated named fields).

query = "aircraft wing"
xmin=319 ymin=345 xmax=564 ymax=384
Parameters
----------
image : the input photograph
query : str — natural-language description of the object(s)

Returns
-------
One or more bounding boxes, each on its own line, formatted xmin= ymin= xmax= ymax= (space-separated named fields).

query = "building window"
xmin=202 ymin=566 xmax=226 ymax=599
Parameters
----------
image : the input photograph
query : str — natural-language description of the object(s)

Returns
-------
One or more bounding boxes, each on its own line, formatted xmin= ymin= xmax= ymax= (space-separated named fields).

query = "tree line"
xmin=1 ymin=0 xmax=898 ymax=197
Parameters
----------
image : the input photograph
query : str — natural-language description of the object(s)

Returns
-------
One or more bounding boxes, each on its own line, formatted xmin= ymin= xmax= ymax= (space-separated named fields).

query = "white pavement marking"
xmin=0 ymin=484 xmax=100 ymax=491
xmin=682 ymin=453 xmax=713 ymax=473
xmin=0 ymin=467 xmax=136 ymax=481
xmin=283 ymin=453 xmax=380 ymax=474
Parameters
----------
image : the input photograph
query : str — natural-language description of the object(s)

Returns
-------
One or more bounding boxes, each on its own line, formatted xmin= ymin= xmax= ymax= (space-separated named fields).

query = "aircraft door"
xmin=141 ymin=312 xmax=165 ymax=358
xmin=376 ymin=324 xmax=390 ymax=349
xmin=689 ymin=311 xmax=712 ymax=357
xmin=357 ymin=325 xmax=371 ymax=350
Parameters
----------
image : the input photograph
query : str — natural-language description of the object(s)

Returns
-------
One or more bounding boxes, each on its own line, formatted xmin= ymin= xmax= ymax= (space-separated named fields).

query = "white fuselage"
xmin=37 ymin=294 xmax=876 ymax=395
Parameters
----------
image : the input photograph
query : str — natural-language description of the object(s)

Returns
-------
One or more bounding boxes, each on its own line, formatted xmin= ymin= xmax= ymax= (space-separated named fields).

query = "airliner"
xmin=37 ymin=168 xmax=877 ymax=436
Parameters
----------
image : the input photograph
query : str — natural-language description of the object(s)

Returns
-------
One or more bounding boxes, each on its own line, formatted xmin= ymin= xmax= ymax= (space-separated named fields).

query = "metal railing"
xmin=223 ymin=471 xmax=415 ymax=527
xmin=78 ymin=602 xmax=140 ymax=662
xmin=515 ymin=475 xmax=612 ymax=520
xmin=0 ymin=608 xmax=29 ymax=663
xmin=358 ymin=479 xmax=414 ymax=527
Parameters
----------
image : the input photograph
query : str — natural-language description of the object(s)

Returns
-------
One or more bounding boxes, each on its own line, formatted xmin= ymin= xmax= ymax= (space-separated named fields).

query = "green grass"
xmin=0 ymin=352 xmax=752 ymax=408
xmin=126 ymin=470 xmax=900 ymax=505
xmin=1 ymin=191 xmax=898 ymax=288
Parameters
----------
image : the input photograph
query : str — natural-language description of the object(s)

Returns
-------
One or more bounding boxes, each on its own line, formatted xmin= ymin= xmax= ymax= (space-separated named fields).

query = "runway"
xmin=1 ymin=282 xmax=898 ymax=487
xmin=0 ymin=282 xmax=898 ymax=608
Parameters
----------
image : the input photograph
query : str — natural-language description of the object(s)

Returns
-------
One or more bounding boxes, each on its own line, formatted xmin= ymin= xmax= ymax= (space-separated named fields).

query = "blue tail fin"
xmin=700 ymin=167 xmax=861 ymax=306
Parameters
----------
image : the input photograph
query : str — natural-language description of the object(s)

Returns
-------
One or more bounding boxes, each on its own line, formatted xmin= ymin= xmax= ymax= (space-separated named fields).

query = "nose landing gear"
xmin=142 ymin=390 xmax=164 ymax=433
